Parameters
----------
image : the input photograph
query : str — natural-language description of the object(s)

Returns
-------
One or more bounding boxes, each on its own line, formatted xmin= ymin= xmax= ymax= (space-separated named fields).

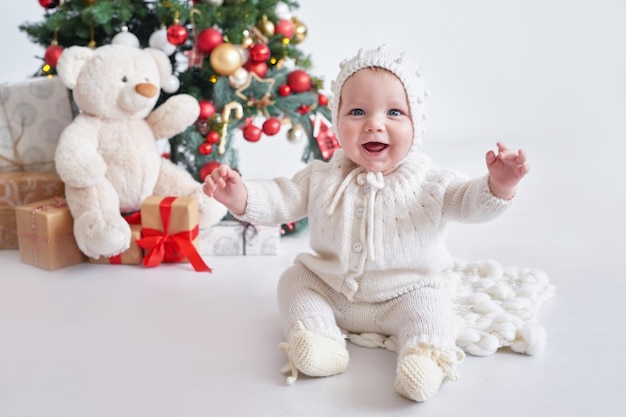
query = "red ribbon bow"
xmin=137 ymin=197 xmax=212 ymax=272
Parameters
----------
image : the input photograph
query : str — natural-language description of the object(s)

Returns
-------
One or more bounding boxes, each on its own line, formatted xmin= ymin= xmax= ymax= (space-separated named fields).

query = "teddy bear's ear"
xmin=144 ymin=48 xmax=173 ymax=85
xmin=56 ymin=46 xmax=96 ymax=90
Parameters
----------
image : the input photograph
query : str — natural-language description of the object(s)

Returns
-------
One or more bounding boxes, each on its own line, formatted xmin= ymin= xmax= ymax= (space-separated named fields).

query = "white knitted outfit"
xmin=235 ymin=46 xmax=515 ymax=400
xmin=238 ymin=150 xmax=510 ymax=392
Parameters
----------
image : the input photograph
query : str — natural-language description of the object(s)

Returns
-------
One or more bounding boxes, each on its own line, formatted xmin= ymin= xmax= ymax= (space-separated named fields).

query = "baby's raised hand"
xmin=202 ymin=164 xmax=248 ymax=215
xmin=485 ymin=142 xmax=530 ymax=200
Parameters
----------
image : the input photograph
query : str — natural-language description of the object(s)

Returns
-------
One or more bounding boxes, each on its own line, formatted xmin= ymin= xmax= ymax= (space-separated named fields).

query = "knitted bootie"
xmin=394 ymin=344 xmax=465 ymax=402
xmin=279 ymin=321 xmax=349 ymax=385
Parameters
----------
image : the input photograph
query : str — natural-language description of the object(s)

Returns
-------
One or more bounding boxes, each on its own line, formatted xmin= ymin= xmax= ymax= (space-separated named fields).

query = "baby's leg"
xmin=277 ymin=262 xmax=349 ymax=383
xmin=390 ymin=286 xmax=464 ymax=402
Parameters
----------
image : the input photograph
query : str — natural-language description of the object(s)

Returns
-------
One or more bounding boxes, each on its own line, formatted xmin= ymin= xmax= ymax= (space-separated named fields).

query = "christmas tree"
xmin=20 ymin=0 xmax=340 ymax=234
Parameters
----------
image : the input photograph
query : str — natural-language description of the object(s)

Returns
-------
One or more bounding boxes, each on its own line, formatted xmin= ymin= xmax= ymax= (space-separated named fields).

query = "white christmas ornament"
xmin=280 ymin=57 xmax=297 ymax=71
xmin=149 ymin=27 xmax=177 ymax=56
xmin=174 ymin=51 xmax=189 ymax=73
xmin=236 ymin=45 xmax=250 ymax=65
xmin=112 ymin=26 xmax=140 ymax=48
xmin=229 ymin=68 xmax=249 ymax=88
xmin=275 ymin=2 xmax=292 ymax=19
xmin=161 ymin=75 xmax=180 ymax=94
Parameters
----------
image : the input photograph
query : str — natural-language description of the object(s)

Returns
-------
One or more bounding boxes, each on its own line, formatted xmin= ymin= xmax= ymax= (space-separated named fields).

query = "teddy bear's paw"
xmin=197 ymin=194 xmax=228 ymax=227
xmin=74 ymin=211 xmax=131 ymax=258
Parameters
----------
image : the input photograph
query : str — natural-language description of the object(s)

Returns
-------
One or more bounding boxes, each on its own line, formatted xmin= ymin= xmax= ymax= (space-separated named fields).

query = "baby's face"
xmin=336 ymin=68 xmax=413 ymax=174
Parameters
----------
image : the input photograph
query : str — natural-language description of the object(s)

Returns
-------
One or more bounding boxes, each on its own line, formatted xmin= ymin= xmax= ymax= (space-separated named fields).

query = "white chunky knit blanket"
xmin=346 ymin=259 xmax=555 ymax=357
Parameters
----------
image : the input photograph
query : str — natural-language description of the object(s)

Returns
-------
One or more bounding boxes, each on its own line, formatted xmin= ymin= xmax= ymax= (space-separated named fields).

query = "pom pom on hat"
xmin=329 ymin=45 xmax=429 ymax=149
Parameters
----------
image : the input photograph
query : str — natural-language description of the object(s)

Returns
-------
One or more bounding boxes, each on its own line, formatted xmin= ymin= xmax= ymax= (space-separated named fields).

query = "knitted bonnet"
xmin=329 ymin=45 xmax=429 ymax=151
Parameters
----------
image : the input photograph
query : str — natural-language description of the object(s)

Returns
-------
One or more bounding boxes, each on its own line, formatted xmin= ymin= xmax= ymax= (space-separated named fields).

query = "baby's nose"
xmin=364 ymin=115 xmax=384 ymax=132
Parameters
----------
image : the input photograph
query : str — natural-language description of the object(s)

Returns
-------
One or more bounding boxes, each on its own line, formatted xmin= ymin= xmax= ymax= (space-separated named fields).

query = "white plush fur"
xmin=54 ymin=44 xmax=226 ymax=259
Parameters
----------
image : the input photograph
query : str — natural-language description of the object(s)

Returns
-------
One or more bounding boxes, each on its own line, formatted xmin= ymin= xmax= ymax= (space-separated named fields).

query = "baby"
xmin=203 ymin=45 xmax=529 ymax=402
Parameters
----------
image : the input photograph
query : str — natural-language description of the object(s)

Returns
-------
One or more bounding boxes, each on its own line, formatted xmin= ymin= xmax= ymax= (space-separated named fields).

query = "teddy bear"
xmin=54 ymin=44 xmax=227 ymax=259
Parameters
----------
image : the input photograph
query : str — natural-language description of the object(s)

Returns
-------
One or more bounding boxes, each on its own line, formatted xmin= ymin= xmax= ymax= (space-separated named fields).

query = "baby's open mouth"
xmin=362 ymin=142 xmax=389 ymax=153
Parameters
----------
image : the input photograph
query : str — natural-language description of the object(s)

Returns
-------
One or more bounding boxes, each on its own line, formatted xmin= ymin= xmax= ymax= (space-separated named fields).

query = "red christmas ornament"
xmin=249 ymin=43 xmax=270 ymax=63
xmin=198 ymin=100 xmax=216 ymax=120
xmin=318 ymin=93 xmax=329 ymax=106
xmin=167 ymin=23 xmax=188 ymax=46
xmin=262 ymin=118 xmax=281 ymax=136
xmin=275 ymin=19 xmax=295 ymax=39
xmin=287 ymin=69 xmax=311 ymax=93
xmin=205 ymin=131 xmax=220 ymax=145
xmin=297 ymin=105 xmax=311 ymax=115
xmin=278 ymin=84 xmax=291 ymax=96
xmin=200 ymin=161 xmax=221 ymax=181
xmin=44 ymin=44 xmax=64 ymax=68
xmin=242 ymin=124 xmax=262 ymax=142
xmin=244 ymin=60 xmax=268 ymax=78
xmin=39 ymin=0 xmax=60 ymax=9
xmin=198 ymin=142 xmax=214 ymax=155
xmin=196 ymin=28 xmax=223 ymax=54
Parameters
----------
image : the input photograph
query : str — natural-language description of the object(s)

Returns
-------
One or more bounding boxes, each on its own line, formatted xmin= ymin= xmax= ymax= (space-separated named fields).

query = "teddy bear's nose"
xmin=135 ymin=83 xmax=159 ymax=98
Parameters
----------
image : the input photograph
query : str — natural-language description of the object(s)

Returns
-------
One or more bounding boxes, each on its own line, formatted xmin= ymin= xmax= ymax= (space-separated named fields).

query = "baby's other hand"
xmin=486 ymin=142 xmax=530 ymax=200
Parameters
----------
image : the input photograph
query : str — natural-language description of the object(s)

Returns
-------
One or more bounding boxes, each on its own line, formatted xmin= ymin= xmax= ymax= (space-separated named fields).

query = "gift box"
xmin=89 ymin=223 xmax=143 ymax=265
xmin=138 ymin=196 xmax=211 ymax=272
xmin=15 ymin=197 xmax=86 ymax=271
xmin=199 ymin=220 xmax=280 ymax=256
xmin=0 ymin=171 xmax=65 ymax=249
xmin=0 ymin=76 xmax=73 ymax=172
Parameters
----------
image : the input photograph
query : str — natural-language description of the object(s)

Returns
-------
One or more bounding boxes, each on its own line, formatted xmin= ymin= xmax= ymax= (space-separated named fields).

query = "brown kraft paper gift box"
xmin=0 ymin=171 xmax=65 ymax=249
xmin=139 ymin=196 xmax=200 ymax=264
xmin=15 ymin=197 xmax=87 ymax=271
xmin=139 ymin=196 xmax=212 ymax=272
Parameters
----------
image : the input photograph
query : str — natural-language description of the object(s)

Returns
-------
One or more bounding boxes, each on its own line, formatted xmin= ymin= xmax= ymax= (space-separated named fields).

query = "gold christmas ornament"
xmin=287 ymin=124 xmax=306 ymax=143
xmin=256 ymin=15 xmax=275 ymax=37
xmin=210 ymin=43 xmax=243 ymax=75
xmin=292 ymin=17 xmax=307 ymax=44
xmin=241 ymin=34 xmax=254 ymax=49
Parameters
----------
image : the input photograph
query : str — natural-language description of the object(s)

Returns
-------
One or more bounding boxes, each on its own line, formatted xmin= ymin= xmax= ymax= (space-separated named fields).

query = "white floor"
xmin=1 ymin=138 xmax=624 ymax=417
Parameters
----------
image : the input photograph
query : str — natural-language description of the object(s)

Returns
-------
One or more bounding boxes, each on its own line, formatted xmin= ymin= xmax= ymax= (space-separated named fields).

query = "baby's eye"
xmin=388 ymin=109 xmax=402 ymax=116
xmin=349 ymin=108 xmax=364 ymax=116
xmin=122 ymin=76 xmax=128 ymax=82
